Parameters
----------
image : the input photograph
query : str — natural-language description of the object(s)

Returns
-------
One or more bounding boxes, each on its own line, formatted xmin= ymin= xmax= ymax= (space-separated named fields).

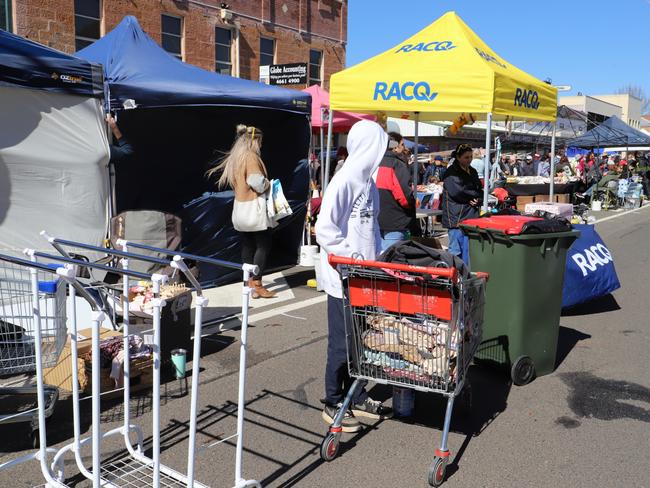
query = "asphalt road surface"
xmin=1 ymin=205 xmax=649 ymax=488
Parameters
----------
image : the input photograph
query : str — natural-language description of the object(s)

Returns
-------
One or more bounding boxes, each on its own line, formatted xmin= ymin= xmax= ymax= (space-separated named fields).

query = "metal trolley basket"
xmin=320 ymin=255 xmax=487 ymax=487
xmin=0 ymin=260 xmax=66 ymax=448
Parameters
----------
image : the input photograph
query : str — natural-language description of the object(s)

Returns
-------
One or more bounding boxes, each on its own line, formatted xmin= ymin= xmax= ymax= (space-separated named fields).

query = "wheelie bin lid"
xmin=459 ymin=216 xmax=543 ymax=235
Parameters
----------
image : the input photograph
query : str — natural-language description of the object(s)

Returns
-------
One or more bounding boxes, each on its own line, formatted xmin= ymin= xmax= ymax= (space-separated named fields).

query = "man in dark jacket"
xmin=520 ymin=155 xmax=536 ymax=176
xmin=106 ymin=114 xmax=134 ymax=163
xmin=441 ymin=144 xmax=482 ymax=263
xmin=375 ymin=132 xmax=417 ymax=251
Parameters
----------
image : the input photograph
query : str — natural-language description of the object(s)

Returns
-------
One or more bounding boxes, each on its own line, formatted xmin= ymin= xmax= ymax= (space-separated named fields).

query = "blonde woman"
xmin=207 ymin=125 xmax=276 ymax=298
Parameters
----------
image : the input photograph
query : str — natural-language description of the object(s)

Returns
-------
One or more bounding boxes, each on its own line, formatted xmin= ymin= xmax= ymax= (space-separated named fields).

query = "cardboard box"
xmin=524 ymin=202 xmax=573 ymax=219
xmin=42 ymin=327 xmax=122 ymax=393
xmin=85 ymin=356 xmax=153 ymax=399
xmin=516 ymin=196 xmax=535 ymax=211
xmin=556 ymin=193 xmax=570 ymax=204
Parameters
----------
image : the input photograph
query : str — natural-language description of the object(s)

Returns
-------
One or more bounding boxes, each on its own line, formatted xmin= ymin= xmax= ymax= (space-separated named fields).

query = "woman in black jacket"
xmin=441 ymin=143 xmax=482 ymax=264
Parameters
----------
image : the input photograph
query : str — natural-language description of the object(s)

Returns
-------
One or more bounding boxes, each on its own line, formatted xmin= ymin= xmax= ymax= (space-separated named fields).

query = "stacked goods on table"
xmin=128 ymin=282 xmax=191 ymax=316
xmin=83 ymin=334 xmax=153 ymax=396
xmin=128 ymin=281 xmax=193 ymax=361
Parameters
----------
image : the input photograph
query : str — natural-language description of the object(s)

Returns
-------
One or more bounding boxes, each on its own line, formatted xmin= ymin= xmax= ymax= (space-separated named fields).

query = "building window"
xmin=260 ymin=37 xmax=275 ymax=67
xmin=1 ymin=0 xmax=12 ymax=32
xmin=309 ymin=49 xmax=323 ymax=86
xmin=74 ymin=0 xmax=101 ymax=51
xmin=161 ymin=14 xmax=183 ymax=60
xmin=215 ymin=27 xmax=233 ymax=75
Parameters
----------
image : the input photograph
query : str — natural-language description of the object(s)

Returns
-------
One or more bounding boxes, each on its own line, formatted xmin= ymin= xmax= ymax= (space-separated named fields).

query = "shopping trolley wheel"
xmin=320 ymin=432 xmax=340 ymax=462
xmin=511 ymin=356 xmax=535 ymax=386
xmin=428 ymin=456 xmax=448 ymax=487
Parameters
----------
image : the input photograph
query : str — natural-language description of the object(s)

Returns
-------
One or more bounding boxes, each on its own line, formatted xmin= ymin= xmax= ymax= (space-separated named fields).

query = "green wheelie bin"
xmin=459 ymin=216 xmax=580 ymax=386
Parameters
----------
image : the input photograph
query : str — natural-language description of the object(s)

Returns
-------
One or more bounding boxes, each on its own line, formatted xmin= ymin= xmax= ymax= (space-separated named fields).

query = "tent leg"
xmin=482 ymin=113 xmax=493 ymax=213
xmin=323 ymin=110 xmax=334 ymax=193
xmin=319 ymin=124 xmax=325 ymax=191
xmin=549 ymin=122 xmax=557 ymax=201
xmin=414 ymin=113 xmax=420 ymax=186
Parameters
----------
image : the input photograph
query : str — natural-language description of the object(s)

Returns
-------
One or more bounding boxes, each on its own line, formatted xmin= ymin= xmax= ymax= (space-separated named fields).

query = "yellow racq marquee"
xmin=330 ymin=11 xmax=557 ymax=122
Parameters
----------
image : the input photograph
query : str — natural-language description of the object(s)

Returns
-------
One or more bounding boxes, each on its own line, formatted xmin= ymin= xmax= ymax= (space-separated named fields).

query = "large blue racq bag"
xmin=562 ymin=224 xmax=621 ymax=308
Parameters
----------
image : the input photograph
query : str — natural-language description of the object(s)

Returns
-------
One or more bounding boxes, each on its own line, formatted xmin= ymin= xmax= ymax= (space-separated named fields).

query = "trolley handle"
xmin=29 ymin=250 xmax=153 ymax=281
xmin=41 ymin=231 xmax=170 ymax=267
xmin=328 ymin=254 xmax=458 ymax=280
xmin=115 ymin=238 xmax=252 ymax=273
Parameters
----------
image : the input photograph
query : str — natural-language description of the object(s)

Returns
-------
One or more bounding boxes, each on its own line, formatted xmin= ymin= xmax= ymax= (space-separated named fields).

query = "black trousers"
xmin=240 ymin=230 xmax=272 ymax=279
xmin=325 ymin=294 xmax=368 ymax=406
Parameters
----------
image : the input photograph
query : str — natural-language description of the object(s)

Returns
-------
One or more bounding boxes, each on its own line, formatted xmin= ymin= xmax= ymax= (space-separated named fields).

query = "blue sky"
xmin=347 ymin=0 xmax=650 ymax=100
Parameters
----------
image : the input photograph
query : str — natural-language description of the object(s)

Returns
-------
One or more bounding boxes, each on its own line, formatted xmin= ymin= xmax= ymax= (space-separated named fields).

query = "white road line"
xmin=594 ymin=203 xmax=650 ymax=224
xmin=205 ymin=294 xmax=328 ymax=334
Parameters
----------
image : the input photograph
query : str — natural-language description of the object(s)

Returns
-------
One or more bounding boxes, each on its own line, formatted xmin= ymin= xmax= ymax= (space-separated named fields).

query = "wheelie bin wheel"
xmin=320 ymin=432 xmax=340 ymax=462
xmin=428 ymin=456 xmax=448 ymax=487
xmin=511 ymin=356 xmax=535 ymax=386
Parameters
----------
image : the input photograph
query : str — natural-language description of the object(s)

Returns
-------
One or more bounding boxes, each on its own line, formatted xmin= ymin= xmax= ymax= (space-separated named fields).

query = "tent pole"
xmin=324 ymin=110 xmax=334 ymax=193
xmin=549 ymin=122 xmax=557 ymax=201
xmin=320 ymin=108 xmax=325 ymax=190
xmin=482 ymin=112 xmax=493 ymax=213
xmin=414 ymin=112 xmax=420 ymax=186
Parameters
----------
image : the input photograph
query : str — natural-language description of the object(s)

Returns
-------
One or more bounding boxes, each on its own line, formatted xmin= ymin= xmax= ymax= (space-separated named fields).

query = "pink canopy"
xmin=303 ymin=84 xmax=375 ymax=133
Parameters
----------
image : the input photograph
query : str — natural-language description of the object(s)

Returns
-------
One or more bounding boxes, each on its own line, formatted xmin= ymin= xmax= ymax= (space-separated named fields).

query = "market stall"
xmin=567 ymin=115 xmax=650 ymax=149
xmin=0 ymin=29 xmax=109 ymax=255
xmin=77 ymin=16 xmax=312 ymax=285
xmin=327 ymin=11 xmax=557 ymax=207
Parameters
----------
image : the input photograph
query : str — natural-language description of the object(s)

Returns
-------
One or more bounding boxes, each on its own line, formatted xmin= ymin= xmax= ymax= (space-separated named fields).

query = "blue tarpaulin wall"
xmin=562 ymin=224 xmax=620 ymax=308
xmin=77 ymin=17 xmax=312 ymax=285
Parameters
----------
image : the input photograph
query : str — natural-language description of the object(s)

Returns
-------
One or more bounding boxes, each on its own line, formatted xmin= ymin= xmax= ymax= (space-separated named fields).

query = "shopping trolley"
xmin=0 ymin=253 xmax=77 ymax=487
xmin=38 ymin=234 xmax=261 ymax=488
xmin=0 ymin=257 xmax=65 ymax=446
xmin=320 ymin=255 xmax=487 ymax=487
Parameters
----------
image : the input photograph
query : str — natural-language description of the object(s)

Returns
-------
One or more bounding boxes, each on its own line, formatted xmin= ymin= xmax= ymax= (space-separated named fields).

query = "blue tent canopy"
xmin=566 ymin=116 xmax=650 ymax=149
xmin=74 ymin=16 xmax=311 ymax=286
xmin=0 ymin=28 xmax=103 ymax=97
xmin=404 ymin=138 xmax=428 ymax=153
xmin=76 ymin=16 xmax=310 ymax=114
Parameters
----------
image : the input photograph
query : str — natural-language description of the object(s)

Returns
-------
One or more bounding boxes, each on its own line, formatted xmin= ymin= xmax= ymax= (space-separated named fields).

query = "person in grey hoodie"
xmin=316 ymin=120 xmax=393 ymax=432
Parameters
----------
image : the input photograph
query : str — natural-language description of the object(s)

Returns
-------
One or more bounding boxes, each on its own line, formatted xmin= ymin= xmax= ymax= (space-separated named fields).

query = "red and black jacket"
xmin=375 ymin=151 xmax=416 ymax=233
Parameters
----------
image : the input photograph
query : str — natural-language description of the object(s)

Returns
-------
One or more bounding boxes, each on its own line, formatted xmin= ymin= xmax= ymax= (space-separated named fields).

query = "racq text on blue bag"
xmin=395 ymin=41 xmax=457 ymax=53
xmin=514 ymin=88 xmax=540 ymax=110
xmin=373 ymin=81 xmax=438 ymax=102
xmin=571 ymin=243 xmax=613 ymax=277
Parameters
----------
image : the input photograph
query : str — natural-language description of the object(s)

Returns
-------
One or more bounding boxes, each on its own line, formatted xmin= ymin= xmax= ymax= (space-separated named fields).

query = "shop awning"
xmin=330 ymin=11 xmax=557 ymax=122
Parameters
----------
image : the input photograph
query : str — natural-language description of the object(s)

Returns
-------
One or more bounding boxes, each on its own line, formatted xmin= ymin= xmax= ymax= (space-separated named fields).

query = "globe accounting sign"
xmin=269 ymin=63 xmax=308 ymax=86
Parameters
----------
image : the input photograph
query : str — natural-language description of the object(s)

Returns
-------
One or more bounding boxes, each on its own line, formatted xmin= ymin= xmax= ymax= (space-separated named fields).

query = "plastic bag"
xmin=267 ymin=179 xmax=293 ymax=224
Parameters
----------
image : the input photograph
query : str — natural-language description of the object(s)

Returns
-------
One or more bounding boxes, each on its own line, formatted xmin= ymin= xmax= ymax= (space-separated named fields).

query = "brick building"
xmin=2 ymin=0 xmax=347 ymax=89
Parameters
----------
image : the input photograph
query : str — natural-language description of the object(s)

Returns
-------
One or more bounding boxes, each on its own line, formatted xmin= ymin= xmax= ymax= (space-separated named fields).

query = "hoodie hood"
xmin=316 ymin=120 xmax=387 ymax=298
xmin=338 ymin=120 xmax=389 ymax=184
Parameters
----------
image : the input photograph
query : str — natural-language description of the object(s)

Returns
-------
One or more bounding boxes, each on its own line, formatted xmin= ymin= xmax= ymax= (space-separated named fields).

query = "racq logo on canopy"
xmin=395 ymin=41 xmax=457 ymax=53
xmin=373 ymin=81 xmax=438 ymax=102
xmin=514 ymin=88 xmax=540 ymax=110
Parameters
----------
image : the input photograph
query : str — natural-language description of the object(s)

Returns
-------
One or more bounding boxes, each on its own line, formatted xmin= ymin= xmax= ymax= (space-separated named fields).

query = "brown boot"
xmin=249 ymin=278 xmax=276 ymax=299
